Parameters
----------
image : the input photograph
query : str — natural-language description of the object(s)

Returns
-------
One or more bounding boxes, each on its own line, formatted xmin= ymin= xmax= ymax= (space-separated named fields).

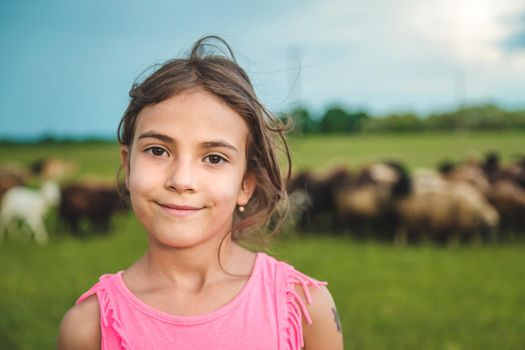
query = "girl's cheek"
xmin=218 ymin=179 xmax=246 ymax=204
xmin=129 ymin=162 xmax=159 ymax=192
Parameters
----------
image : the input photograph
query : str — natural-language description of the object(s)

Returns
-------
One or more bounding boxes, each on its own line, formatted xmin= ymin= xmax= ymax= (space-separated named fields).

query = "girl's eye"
xmin=204 ymin=154 xmax=226 ymax=165
xmin=146 ymin=147 xmax=168 ymax=157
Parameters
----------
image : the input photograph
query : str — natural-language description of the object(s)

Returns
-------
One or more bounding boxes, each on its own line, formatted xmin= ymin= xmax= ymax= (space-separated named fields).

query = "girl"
xmin=58 ymin=36 xmax=343 ymax=350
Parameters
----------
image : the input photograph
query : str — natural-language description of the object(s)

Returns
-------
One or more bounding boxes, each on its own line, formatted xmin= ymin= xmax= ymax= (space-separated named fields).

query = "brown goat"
xmin=30 ymin=158 xmax=77 ymax=180
xmin=59 ymin=182 xmax=126 ymax=234
xmin=0 ymin=166 xmax=27 ymax=200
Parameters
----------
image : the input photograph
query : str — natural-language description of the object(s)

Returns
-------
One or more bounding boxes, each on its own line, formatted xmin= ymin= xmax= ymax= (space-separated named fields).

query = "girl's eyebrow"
xmin=137 ymin=132 xmax=238 ymax=154
xmin=201 ymin=141 xmax=238 ymax=154
xmin=137 ymin=131 xmax=174 ymax=143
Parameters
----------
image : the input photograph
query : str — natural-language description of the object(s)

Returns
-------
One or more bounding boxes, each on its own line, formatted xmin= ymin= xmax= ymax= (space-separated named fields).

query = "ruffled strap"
xmin=283 ymin=265 xmax=327 ymax=350
xmin=76 ymin=274 xmax=131 ymax=350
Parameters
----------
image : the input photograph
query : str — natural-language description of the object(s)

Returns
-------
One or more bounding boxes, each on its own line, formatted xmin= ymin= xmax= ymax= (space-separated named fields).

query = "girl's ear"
xmin=120 ymin=146 xmax=130 ymax=188
xmin=237 ymin=173 xmax=256 ymax=206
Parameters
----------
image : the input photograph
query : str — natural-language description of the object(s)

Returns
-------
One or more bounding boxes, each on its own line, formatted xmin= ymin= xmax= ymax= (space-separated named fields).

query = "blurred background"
xmin=1 ymin=0 xmax=525 ymax=349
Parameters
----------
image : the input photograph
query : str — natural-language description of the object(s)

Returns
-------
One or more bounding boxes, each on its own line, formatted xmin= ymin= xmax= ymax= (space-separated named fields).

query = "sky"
xmin=1 ymin=0 xmax=525 ymax=138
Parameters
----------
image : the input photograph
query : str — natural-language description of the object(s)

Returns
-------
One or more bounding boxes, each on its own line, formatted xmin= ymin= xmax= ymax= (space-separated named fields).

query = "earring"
xmin=238 ymin=205 xmax=245 ymax=213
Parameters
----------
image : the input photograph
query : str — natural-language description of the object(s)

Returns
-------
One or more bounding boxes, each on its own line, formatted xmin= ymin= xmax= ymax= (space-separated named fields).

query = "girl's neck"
xmin=134 ymin=236 xmax=252 ymax=293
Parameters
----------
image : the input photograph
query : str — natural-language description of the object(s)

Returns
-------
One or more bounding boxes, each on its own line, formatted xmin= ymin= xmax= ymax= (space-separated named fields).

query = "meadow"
xmin=1 ymin=131 xmax=525 ymax=349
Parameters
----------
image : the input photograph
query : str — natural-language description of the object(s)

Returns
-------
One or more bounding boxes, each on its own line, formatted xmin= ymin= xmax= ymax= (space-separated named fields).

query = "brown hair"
xmin=117 ymin=35 xmax=291 ymax=246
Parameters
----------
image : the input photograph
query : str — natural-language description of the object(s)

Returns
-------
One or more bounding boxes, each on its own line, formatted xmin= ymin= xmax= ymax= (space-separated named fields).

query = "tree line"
xmin=282 ymin=104 xmax=525 ymax=134
xmin=2 ymin=104 xmax=524 ymax=144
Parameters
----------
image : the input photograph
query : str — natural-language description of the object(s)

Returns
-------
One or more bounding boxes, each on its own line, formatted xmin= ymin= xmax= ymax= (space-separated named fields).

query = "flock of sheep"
xmin=1 ymin=152 xmax=524 ymax=246
xmin=0 ymin=159 xmax=126 ymax=245
xmin=285 ymin=153 xmax=525 ymax=245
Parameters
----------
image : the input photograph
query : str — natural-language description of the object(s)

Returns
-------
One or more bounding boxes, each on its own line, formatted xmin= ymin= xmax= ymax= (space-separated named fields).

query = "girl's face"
xmin=121 ymin=88 xmax=255 ymax=249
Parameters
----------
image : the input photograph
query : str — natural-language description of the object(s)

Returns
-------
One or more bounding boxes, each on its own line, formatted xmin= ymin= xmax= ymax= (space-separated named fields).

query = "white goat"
xmin=0 ymin=181 xmax=60 ymax=245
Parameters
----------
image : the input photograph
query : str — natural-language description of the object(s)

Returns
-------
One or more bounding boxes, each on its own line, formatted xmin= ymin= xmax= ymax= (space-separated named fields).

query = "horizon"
xmin=1 ymin=103 xmax=522 ymax=142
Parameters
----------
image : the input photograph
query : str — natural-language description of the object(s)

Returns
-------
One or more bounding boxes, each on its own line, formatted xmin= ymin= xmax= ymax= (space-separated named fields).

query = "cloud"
xmin=502 ymin=12 xmax=525 ymax=52
xmin=237 ymin=0 xmax=525 ymax=113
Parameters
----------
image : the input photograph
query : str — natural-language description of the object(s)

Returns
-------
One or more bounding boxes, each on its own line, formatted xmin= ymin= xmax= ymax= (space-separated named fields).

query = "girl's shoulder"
xmin=58 ymin=272 xmax=121 ymax=349
xmin=258 ymin=252 xmax=343 ymax=349
xmin=257 ymin=252 xmax=326 ymax=291
xmin=299 ymin=283 xmax=343 ymax=350
xmin=58 ymin=293 xmax=100 ymax=349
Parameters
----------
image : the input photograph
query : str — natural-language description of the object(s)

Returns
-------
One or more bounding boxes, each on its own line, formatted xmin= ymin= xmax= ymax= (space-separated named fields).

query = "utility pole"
xmin=287 ymin=45 xmax=303 ymax=106
xmin=454 ymin=68 xmax=466 ymax=109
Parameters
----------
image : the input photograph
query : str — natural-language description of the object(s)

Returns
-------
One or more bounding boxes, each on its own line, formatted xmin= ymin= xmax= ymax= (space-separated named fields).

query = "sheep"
xmin=286 ymin=167 xmax=352 ymax=232
xmin=59 ymin=182 xmax=126 ymax=234
xmin=335 ymin=163 xmax=405 ymax=217
xmin=0 ymin=181 xmax=60 ymax=245
xmin=333 ymin=161 xmax=409 ymax=239
xmin=485 ymin=179 xmax=525 ymax=237
xmin=335 ymin=162 xmax=499 ymax=245
xmin=482 ymin=152 xmax=525 ymax=189
xmin=393 ymin=169 xmax=499 ymax=245
xmin=441 ymin=154 xmax=525 ymax=237
xmin=440 ymin=161 xmax=491 ymax=196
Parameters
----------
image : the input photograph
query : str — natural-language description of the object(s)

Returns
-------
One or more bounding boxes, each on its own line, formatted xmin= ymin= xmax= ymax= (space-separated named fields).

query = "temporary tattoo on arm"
xmin=331 ymin=307 xmax=341 ymax=333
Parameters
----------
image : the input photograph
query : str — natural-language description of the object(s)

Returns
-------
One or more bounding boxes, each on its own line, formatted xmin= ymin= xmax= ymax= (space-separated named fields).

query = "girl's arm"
xmin=57 ymin=295 xmax=100 ymax=350
xmin=302 ymin=285 xmax=344 ymax=350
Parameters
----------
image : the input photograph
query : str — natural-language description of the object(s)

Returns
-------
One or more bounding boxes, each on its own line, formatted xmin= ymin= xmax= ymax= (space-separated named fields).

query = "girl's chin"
xmin=148 ymin=229 xmax=220 ymax=249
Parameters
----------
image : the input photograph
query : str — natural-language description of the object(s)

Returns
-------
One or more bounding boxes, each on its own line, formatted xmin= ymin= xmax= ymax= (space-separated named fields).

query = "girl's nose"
xmin=165 ymin=158 xmax=196 ymax=193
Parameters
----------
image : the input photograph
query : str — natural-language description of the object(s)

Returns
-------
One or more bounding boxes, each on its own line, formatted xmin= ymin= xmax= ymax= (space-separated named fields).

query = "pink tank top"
xmin=76 ymin=252 xmax=326 ymax=350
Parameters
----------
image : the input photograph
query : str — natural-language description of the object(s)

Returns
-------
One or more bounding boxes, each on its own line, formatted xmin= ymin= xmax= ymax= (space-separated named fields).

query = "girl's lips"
xmin=157 ymin=203 xmax=204 ymax=217
xmin=161 ymin=203 xmax=201 ymax=210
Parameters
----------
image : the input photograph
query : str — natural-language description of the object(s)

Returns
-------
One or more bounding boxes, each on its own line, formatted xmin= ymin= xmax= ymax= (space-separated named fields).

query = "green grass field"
xmin=1 ymin=131 xmax=525 ymax=349
xmin=288 ymin=131 xmax=525 ymax=172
